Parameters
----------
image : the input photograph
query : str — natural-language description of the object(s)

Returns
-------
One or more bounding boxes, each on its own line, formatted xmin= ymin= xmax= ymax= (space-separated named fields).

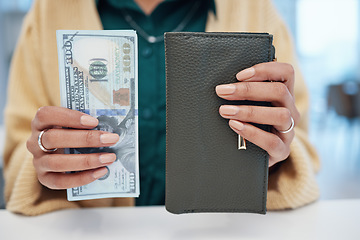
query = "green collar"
xmin=95 ymin=0 xmax=216 ymax=15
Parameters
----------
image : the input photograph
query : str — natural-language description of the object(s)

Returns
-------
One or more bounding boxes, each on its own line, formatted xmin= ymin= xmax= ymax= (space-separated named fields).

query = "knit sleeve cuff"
xmin=5 ymin=142 xmax=79 ymax=216
xmin=266 ymin=130 xmax=320 ymax=210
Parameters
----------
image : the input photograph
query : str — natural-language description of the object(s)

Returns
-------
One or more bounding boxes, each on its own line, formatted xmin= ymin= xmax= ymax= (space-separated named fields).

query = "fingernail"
xmin=220 ymin=106 xmax=239 ymax=116
xmin=99 ymin=154 xmax=116 ymax=164
xmin=100 ymin=133 xmax=119 ymax=144
xmin=229 ymin=120 xmax=244 ymax=131
xmin=93 ymin=168 xmax=108 ymax=179
xmin=80 ymin=115 xmax=98 ymax=127
xmin=236 ymin=67 xmax=255 ymax=80
xmin=216 ymin=84 xmax=236 ymax=95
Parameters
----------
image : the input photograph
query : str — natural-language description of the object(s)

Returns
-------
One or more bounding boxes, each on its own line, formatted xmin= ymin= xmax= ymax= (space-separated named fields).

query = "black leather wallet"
xmin=165 ymin=32 xmax=275 ymax=214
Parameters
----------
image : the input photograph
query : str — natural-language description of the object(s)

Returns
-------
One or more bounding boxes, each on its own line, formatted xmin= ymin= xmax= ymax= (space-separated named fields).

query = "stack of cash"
xmin=56 ymin=30 xmax=139 ymax=201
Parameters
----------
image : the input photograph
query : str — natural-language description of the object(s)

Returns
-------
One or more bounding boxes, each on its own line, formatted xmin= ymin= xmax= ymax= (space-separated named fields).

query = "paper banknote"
xmin=56 ymin=30 xmax=139 ymax=201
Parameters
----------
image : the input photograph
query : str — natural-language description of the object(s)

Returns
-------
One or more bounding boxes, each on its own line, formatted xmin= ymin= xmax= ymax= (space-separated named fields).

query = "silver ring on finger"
xmin=278 ymin=116 xmax=294 ymax=134
xmin=38 ymin=129 xmax=58 ymax=153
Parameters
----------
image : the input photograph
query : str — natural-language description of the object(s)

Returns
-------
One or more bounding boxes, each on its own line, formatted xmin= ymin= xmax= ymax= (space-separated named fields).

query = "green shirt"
xmin=97 ymin=0 xmax=215 ymax=205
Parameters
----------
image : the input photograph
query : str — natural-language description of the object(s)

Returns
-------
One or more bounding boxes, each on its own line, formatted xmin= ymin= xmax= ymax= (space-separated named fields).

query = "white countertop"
xmin=0 ymin=199 xmax=359 ymax=240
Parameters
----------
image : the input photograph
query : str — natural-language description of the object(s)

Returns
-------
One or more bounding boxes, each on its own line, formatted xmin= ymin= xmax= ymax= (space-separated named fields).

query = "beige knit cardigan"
xmin=3 ymin=0 xmax=320 ymax=216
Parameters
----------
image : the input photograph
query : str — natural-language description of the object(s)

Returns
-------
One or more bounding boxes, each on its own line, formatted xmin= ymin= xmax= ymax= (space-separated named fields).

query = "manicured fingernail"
xmin=216 ymin=84 xmax=236 ymax=95
xmin=220 ymin=106 xmax=239 ymax=116
xmin=100 ymin=133 xmax=119 ymax=144
xmin=229 ymin=120 xmax=244 ymax=131
xmin=80 ymin=115 xmax=98 ymax=127
xmin=99 ymin=154 xmax=116 ymax=164
xmin=236 ymin=67 xmax=255 ymax=80
xmin=93 ymin=168 xmax=108 ymax=179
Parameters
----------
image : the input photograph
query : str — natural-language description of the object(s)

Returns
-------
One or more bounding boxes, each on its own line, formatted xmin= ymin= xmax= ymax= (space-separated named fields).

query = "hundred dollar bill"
xmin=56 ymin=30 xmax=139 ymax=201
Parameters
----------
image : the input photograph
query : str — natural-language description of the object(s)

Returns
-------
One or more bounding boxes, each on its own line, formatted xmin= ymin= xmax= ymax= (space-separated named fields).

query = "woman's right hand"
xmin=26 ymin=106 xmax=119 ymax=190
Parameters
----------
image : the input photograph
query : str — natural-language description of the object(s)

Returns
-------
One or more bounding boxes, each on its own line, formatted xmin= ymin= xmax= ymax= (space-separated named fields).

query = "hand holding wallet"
xmin=165 ymin=32 xmax=276 ymax=214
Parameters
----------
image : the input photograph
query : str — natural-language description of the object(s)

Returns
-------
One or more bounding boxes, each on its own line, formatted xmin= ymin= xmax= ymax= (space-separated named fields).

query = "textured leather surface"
xmin=165 ymin=32 xmax=275 ymax=214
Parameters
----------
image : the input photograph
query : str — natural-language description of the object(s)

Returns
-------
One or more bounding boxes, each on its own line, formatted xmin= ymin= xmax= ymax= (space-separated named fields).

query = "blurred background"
xmin=0 ymin=0 xmax=359 ymax=209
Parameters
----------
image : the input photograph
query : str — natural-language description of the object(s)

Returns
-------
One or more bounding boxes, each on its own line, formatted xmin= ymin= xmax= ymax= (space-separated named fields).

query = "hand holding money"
xmin=26 ymin=30 xmax=139 ymax=201
xmin=26 ymin=106 xmax=119 ymax=189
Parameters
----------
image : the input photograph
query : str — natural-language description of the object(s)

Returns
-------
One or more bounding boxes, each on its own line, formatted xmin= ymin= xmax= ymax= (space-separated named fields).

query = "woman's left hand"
xmin=215 ymin=62 xmax=300 ymax=167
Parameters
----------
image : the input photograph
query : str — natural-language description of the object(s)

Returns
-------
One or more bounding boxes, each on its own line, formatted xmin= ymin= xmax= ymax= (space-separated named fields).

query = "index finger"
xmin=33 ymin=106 xmax=98 ymax=131
xmin=236 ymin=62 xmax=295 ymax=95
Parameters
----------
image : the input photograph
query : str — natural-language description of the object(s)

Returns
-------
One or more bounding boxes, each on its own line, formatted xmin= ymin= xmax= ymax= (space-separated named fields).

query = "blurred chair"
xmin=325 ymin=81 xmax=360 ymax=166
xmin=327 ymin=81 xmax=360 ymax=118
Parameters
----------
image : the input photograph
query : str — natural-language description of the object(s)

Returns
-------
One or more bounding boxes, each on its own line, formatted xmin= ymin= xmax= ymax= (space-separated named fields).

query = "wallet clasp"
xmin=238 ymin=135 xmax=247 ymax=150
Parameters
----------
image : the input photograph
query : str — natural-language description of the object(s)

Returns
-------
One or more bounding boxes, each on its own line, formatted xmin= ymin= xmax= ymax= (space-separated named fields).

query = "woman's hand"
xmin=26 ymin=106 xmax=119 ymax=189
xmin=216 ymin=62 xmax=300 ymax=167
